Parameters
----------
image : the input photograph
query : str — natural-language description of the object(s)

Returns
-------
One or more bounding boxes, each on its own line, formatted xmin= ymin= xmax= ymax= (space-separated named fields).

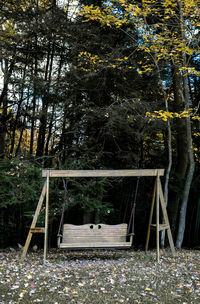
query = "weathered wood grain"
xmin=59 ymin=242 xmax=132 ymax=248
xmin=21 ymin=181 xmax=47 ymax=259
xmin=42 ymin=169 xmax=165 ymax=178
xmin=60 ymin=223 xmax=132 ymax=248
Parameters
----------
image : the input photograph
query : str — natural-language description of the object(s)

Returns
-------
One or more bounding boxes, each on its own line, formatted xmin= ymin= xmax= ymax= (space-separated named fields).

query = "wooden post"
xmin=158 ymin=178 xmax=176 ymax=256
xmin=21 ymin=181 xmax=47 ymax=259
xmin=156 ymin=172 xmax=160 ymax=262
xmin=145 ymin=174 xmax=176 ymax=262
xmin=44 ymin=172 xmax=49 ymax=264
xmin=145 ymin=179 xmax=156 ymax=253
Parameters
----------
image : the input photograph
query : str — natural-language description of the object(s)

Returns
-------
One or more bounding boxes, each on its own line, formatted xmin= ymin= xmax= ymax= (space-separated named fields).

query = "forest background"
xmin=0 ymin=0 xmax=199 ymax=250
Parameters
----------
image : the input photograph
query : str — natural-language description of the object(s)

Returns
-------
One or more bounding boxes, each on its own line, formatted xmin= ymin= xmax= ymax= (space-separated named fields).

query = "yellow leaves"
xmin=18 ymin=0 xmax=52 ymax=11
xmin=37 ymin=0 xmax=51 ymax=9
xmin=146 ymin=108 xmax=200 ymax=122
xmin=3 ymin=20 xmax=16 ymax=38
xmin=77 ymin=51 xmax=104 ymax=72
xmin=192 ymin=116 xmax=200 ymax=121
xmin=180 ymin=67 xmax=200 ymax=76
xmin=81 ymin=5 xmax=127 ymax=28
xmin=137 ymin=64 xmax=154 ymax=75
xmin=81 ymin=0 xmax=199 ymax=80
xmin=193 ymin=132 xmax=200 ymax=137
xmin=77 ymin=51 xmax=133 ymax=72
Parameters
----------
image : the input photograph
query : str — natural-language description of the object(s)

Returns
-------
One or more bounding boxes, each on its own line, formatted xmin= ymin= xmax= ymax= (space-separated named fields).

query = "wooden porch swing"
xmin=21 ymin=169 xmax=175 ymax=263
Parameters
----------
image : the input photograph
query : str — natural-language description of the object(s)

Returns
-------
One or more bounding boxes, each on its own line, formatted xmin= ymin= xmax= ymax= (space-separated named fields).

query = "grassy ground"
xmin=0 ymin=249 xmax=199 ymax=303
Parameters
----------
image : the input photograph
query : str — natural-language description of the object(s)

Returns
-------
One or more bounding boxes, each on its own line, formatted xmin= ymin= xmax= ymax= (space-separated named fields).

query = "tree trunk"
xmin=30 ymin=52 xmax=38 ymax=155
xmin=45 ymin=50 xmax=63 ymax=156
xmin=0 ymin=58 xmax=15 ymax=158
xmin=175 ymin=2 xmax=195 ymax=248
xmin=176 ymin=62 xmax=195 ymax=248
xmin=10 ymin=62 xmax=27 ymax=155
xmin=15 ymin=88 xmax=30 ymax=157
xmin=154 ymin=65 xmax=173 ymax=247
xmin=36 ymin=42 xmax=55 ymax=157
xmin=167 ymin=63 xmax=188 ymax=237
xmin=176 ymin=116 xmax=195 ymax=248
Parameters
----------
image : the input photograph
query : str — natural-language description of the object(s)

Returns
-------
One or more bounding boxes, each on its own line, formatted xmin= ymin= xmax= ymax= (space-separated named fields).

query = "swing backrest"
xmin=59 ymin=223 xmax=132 ymax=248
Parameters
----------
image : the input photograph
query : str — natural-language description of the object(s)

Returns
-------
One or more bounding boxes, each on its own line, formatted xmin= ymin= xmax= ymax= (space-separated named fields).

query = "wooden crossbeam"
xmin=42 ymin=169 xmax=165 ymax=178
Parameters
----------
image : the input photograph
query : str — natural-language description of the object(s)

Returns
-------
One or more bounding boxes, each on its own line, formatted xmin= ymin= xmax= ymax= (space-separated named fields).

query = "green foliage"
xmin=0 ymin=158 xmax=44 ymax=246
xmin=68 ymin=177 xmax=113 ymax=215
xmin=0 ymin=158 xmax=42 ymax=208
xmin=59 ymin=157 xmax=114 ymax=220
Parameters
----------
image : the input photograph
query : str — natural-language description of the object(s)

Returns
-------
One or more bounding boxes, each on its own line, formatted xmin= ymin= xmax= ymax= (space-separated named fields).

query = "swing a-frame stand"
xmin=21 ymin=169 xmax=175 ymax=263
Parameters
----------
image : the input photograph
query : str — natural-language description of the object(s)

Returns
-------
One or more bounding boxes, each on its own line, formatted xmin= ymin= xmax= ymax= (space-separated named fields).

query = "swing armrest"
xmin=57 ymin=234 xmax=62 ymax=248
xmin=126 ymin=233 xmax=134 ymax=246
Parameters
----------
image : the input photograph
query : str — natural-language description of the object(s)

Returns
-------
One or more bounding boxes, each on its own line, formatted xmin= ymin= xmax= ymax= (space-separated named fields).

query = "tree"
xmin=81 ymin=0 xmax=200 ymax=247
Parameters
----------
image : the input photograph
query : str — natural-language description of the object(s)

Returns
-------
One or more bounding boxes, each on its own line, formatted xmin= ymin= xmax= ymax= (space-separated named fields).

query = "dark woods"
xmin=0 ymin=0 xmax=199 ymax=249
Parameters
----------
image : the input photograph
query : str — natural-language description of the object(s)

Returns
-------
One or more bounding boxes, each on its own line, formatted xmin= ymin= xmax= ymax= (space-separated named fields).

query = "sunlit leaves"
xmin=76 ymin=51 xmax=135 ymax=73
xmin=81 ymin=0 xmax=200 ymax=64
xmin=146 ymin=108 xmax=200 ymax=122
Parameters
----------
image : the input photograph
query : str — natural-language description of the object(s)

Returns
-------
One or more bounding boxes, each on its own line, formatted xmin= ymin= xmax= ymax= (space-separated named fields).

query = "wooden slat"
xmin=63 ymin=223 xmax=128 ymax=230
xmin=30 ymin=228 xmax=45 ymax=233
xmin=63 ymin=224 xmax=127 ymax=236
xmin=59 ymin=242 xmax=132 ymax=248
xmin=63 ymin=231 xmax=126 ymax=238
xmin=42 ymin=169 xmax=165 ymax=178
xmin=62 ymin=236 xmax=126 ymax=243
xmin=150 ymin=224 xmax=169 ymax=231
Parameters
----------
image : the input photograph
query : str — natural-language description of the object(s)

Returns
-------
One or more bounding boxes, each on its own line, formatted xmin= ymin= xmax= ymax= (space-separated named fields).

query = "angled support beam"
xmin=21 ymin=181 xmax=47 ymax=259
xmin=145 ymin=179 xmax=157 ymax=253
xmin=158 ymin=178 xmax=176 ymax=256
xmin=145 ymin=175 xmax=175 ymax=261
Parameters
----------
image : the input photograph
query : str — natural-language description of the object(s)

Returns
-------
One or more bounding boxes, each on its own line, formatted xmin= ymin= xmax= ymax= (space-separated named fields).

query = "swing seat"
xmin=58 ymin=223 xmax=133 ymax=249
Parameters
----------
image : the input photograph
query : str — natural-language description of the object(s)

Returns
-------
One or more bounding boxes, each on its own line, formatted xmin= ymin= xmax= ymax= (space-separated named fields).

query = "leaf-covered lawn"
xmin=0 ymin=249 xmax=199 ymax=303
